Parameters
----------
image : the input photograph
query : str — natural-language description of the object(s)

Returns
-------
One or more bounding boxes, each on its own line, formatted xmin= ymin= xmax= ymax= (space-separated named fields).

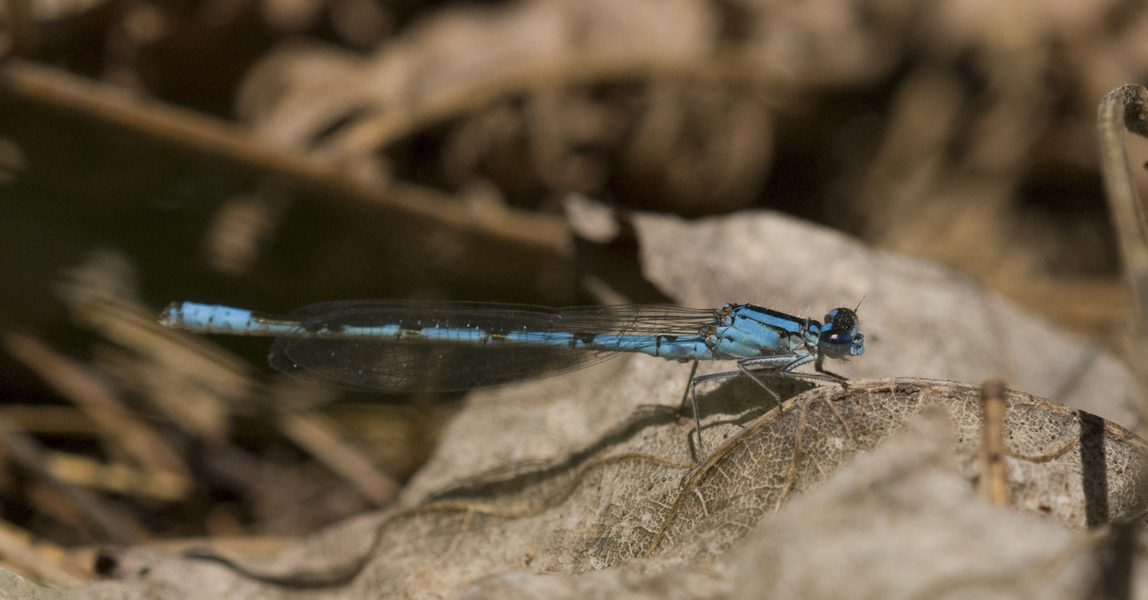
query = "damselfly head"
xmin=818 ymin=307 xmax=865 ymax=358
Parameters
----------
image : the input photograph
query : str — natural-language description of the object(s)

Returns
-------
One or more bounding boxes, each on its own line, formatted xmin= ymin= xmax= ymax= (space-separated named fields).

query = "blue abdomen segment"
xmin=587 ymin=335 xmax=716 ymax=361
xmin=160 ymin=303 xmax=299 ymax=335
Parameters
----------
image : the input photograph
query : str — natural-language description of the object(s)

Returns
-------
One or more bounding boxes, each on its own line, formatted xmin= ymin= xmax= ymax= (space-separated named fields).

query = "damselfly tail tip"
xmin=158 ymin=302 xmax=183 ymax=327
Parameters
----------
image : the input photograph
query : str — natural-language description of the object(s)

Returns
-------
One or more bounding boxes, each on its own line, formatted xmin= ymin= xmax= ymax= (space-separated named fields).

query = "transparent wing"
xmin=268 ymin=301 xmax=716 ymax=392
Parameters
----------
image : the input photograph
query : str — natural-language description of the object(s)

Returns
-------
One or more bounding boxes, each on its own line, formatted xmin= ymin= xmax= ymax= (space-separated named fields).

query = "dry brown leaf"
xmin=732 ymin=405 xmax=1103 ymax=600
xmin=53 ymin=378 xmax=1148 ymax=599
xmin=464 ymin=407 xmax=1126 ymax=600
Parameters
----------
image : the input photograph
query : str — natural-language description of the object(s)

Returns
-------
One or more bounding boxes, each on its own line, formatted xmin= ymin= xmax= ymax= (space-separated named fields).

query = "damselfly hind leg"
xmin=682 ymin=359 xmax=790 ymax=458
xmin=678 ymin=360 xmax=702 ymax=456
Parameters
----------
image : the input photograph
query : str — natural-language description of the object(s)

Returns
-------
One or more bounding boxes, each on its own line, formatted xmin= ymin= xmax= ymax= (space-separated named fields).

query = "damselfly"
xmin=160 ymin=300 xmax=865 ymax=454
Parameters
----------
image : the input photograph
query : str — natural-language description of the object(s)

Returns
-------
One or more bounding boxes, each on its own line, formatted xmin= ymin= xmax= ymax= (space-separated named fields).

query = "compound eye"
xmin=819 ymin=330 xmax=855 ymax=358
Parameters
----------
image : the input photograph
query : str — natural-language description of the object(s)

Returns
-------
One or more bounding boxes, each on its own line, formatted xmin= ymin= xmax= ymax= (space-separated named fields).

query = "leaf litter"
xmin=75 ymin=378 xmax=1148 ymax=600
xmin=6 ymin=0 xmax=1148 ymax=595
xmin=52 ymin=211 xmax=1148 ymax=599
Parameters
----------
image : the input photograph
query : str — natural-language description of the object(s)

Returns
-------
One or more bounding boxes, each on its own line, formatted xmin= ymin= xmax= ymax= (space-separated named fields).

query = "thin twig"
xmin=1097 ymin=85 xmax=1148 ymax=387
xmin=978 ymin=378 xmax=1011 ymax=506
xmin=1095 ymin=85 xmax=1145 ymax=600
xmin=0 ymin=59 xmax=573 ymax=257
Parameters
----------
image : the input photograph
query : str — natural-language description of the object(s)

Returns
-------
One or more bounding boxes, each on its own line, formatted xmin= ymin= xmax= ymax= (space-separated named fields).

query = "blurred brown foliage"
xmin=0 ymin=0 xmax=1147 ymax=590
